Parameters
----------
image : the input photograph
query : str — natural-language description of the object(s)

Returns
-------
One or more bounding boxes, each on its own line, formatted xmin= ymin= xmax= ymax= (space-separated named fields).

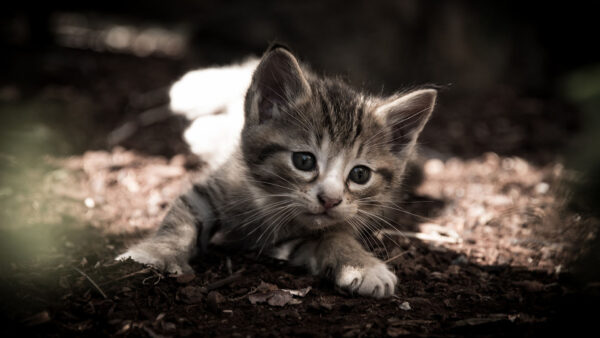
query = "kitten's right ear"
xmin=245 ymin=48 xmax=311 ymax=124
xmin=374 ymin=89 xmax=437 ymax=154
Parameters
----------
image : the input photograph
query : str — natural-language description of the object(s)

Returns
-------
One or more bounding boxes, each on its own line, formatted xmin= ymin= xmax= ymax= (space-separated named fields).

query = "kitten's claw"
xmin=116 ymin=248 xmax=192 ymax=275
xmin=336 ymin=262 xmax=397 ymax=298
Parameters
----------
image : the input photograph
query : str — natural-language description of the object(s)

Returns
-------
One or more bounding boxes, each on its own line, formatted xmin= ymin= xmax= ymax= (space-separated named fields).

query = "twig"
xmin=99 ymin=268 xmax=152 ymax=286
xmin=73 ymin=267 xmax=107 ymax=299
xmin=143 ymin=269 xmax=164 ymax=285
xmin=206 ymin=268 xmax=245 ymax=291
xmin=384 ymin=250 xmax=409 ymax=264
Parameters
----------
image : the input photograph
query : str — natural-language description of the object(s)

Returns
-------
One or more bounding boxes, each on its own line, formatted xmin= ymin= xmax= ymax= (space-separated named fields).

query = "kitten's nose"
xmin=317 ymin=194 xmax=342 ymax=210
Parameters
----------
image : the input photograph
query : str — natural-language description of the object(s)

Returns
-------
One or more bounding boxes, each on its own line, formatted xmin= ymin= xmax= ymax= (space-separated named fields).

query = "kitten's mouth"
xmin=302 ymin=211 xmax=336 ymax=229
xmin=309 ymin=212 xmax=331 ymax=218
xmin=305 ymin=210 xmax=332 ymax=217
xmin=304 ymin=211 xmax=337 ymax=223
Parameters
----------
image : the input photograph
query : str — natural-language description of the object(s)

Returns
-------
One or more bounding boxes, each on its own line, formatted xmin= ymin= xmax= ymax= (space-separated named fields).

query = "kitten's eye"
xmin=292 ymin=152 xmax=316 ymax=171
xmin=349 ymin=165 xmax=371 ymax=184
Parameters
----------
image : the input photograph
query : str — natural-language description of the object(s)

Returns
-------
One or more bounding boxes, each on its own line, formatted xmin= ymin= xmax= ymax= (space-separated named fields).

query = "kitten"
xmin=118 ymin=46 xmax=437 ymax=298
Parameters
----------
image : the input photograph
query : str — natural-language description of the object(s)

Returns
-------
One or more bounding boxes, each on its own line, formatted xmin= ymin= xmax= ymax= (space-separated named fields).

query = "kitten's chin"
xmin=299 ymin=212 xmax=344 ymax=230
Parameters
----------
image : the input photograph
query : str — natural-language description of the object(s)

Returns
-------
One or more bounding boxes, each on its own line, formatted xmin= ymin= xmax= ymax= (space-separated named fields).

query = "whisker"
xmin=358 ymin=200 xmax=438 ymax=223
xmin=257 ymin=208 xmax=301 ymax=256
xmin=353 ymin=214 xmax=390 ymax=261
xmin=351 ymin=216 xmax=384 ymax=258
xmin=356 ymin=210 xmax=407 ymax=249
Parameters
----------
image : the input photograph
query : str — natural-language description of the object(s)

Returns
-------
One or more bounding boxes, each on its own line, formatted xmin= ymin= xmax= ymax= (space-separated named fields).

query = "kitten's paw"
xmin=116 ymin=248 xmax=192 ymax=275
xmin=336 ymin=262 xmax=397 ymax=298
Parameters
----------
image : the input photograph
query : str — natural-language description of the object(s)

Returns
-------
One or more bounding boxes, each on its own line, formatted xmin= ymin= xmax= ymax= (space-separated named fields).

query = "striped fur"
xmin=117 ymin=47 xmax=437 ymax=298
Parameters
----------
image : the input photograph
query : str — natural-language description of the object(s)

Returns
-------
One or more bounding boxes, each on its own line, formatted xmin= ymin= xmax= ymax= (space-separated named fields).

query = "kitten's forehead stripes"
xmin=313 ymin=81 xmax=367 ymax=150
xmin=352 ymin=106 xmax=363 ymax=144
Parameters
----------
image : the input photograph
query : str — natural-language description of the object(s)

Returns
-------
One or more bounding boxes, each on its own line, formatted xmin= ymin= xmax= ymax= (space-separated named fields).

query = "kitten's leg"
xmin=280 ymin=232 xmax=397 ymax=298
xmin=116 ymin=187 xmax=214 ymax=275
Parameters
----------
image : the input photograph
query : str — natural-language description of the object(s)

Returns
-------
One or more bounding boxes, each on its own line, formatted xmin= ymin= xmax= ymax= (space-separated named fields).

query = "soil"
xmin=1 ymin=47 xmax=599 ymax=337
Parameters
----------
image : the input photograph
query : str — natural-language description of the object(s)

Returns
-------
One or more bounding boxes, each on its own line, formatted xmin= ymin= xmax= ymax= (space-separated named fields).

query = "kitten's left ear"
xmin=374 ymin=89 xmax=437 ymax=153
xmin=245 ymin=48 xmax=311 ymax=125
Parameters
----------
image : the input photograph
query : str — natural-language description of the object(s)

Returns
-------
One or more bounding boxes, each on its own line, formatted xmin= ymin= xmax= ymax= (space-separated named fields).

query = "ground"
xmin=1 ymin=47 xmax=599 ymax=337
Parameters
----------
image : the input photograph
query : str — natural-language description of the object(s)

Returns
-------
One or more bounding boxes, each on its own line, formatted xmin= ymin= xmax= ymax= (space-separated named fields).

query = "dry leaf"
xmin=399 ymin=301 xmax=411 ymax=311
xmin=266 ymin=291 xmax=293 ymax=307
xmin=281 ymin=286 xmax=311 ymax=297
xmin=248 ymin=282 xmax=311 ymax=307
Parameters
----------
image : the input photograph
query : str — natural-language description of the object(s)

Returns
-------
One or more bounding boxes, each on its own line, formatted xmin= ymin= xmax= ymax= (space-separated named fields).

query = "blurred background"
xmin=1 ymin=0 xmax=598 ymax=163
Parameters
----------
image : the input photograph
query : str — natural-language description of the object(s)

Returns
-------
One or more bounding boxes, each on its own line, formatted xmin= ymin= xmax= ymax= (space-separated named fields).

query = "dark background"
xmin=1 ymin=0 xmax=598 ymax=164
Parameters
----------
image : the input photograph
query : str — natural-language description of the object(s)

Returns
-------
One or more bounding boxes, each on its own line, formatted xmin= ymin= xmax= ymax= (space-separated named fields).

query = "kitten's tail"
xmin=169 ymin=58 xmax=259 ymax=170
xmin=169 ymin=58 xmax=259 ymax=120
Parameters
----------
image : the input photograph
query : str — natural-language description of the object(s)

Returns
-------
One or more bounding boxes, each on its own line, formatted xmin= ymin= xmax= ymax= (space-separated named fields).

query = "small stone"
xmin=84 ymin=197 xmax=95 ymax=208
xmin=399 ymin=301 xmax=411 ymax=311
xmin=207 ymin=291 xmax=225 ymax=313
xmin=534 ymin=182 xmax=550 ymax=195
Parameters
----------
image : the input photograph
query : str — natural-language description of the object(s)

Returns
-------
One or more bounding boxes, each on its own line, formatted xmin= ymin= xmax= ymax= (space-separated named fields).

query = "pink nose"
xmin=318 ymin=194 xmax=342 ymax=210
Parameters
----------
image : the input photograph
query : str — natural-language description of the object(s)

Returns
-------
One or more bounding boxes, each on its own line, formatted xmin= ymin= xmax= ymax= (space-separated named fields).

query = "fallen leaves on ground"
xmin=248 ymin=281 xmax=311 ymax=307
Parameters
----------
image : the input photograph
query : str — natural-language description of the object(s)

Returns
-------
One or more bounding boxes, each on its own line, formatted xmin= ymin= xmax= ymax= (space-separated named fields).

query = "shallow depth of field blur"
xmin=1 ymin=1 xmax=599 ymax=337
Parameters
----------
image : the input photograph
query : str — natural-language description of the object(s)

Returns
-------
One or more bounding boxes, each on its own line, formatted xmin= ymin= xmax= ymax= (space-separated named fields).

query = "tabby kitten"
xmin=117 ymin=47 xmax=437 ymax=298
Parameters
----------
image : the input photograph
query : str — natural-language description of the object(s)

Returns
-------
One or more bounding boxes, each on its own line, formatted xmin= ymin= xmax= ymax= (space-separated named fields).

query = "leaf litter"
xmin=248 ymin=281 xmax=311 ymax=307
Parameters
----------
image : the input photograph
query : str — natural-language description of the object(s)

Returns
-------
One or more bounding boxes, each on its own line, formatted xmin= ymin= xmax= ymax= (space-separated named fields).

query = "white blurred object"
xmin=169 ymin=58 xmax=259 ymax=171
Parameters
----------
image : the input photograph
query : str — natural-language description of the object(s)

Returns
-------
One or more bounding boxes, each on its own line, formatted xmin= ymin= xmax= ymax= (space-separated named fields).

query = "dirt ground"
xmin=1 ymin=47 xmax=599 ymax=337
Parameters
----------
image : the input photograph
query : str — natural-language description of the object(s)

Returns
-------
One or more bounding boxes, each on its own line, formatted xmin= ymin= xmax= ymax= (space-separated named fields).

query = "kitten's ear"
xmin=375 ymin=89 xmax=437 ymax=153
xmin=245 ymin=48 xmax=311 ymax=124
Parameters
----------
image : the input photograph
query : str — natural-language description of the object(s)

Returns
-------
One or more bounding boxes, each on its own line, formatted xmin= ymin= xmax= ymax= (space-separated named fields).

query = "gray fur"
xmin=117 ymin=47 xmax=437 ymax=298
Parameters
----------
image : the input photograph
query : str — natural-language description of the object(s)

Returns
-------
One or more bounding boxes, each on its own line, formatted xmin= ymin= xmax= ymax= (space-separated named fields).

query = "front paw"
xmin=116 ymin=246 xmax=192 ymax=275
xmin=335 ymin=262 xmax=397 ymax=298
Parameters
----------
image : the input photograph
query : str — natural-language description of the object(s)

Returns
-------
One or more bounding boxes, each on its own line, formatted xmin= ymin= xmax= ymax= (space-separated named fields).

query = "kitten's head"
xmin=242 ymin=47 xmax=436 ymax=232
